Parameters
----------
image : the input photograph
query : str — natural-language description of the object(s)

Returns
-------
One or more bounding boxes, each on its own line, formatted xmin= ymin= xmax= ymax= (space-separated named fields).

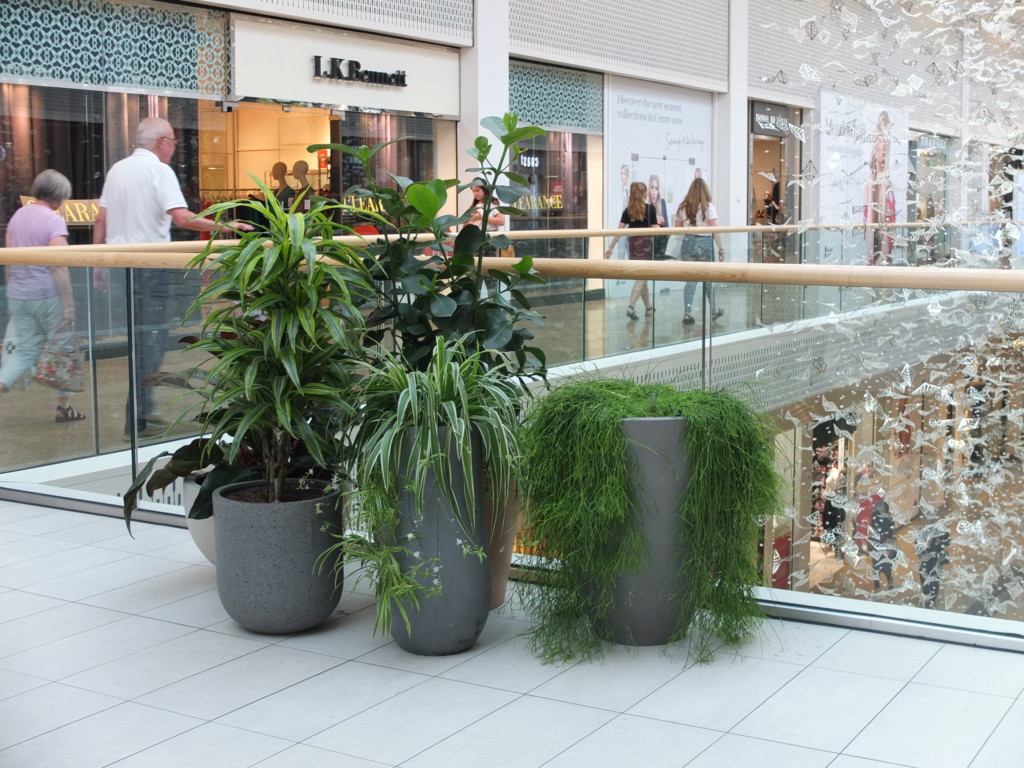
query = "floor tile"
xmin=732 ymin=666 xmax=904 ymax=752
xmin=93 ymin=521 xmax=192 ymax=553
xmin=0 ymin=601 xmax=123 ymax=658
xmin=0 ymin=615 xmax=192 ymax=680
xmin=80 ymin=563 xmax=215 ymax=613
xmin=0 ymin=588 xmax=66 ymax=623
xmin=0 ymin=701 xmax=201 ymax=768
xmin=971 ymin=698 xmax=1024 ymax=768
xmin=844 ymin=683 xmax=1012 ymax=768
xmin=402 ymin=693 xmax=616 ymax=768
xmin=734 ymin=618 xmax=849 ymax=664
xmin=61 ymin=629 xmax=269 ymax=699
xmin=0 ymin=544 xmax=130 ymax=589
xmin=217 ymin=660 xmax=429 ymax=741
xmin=24 ymin=554 xmax=190 ymax=602
xmin=306 ymin=677 xmax=518 ymax=765
xmin=684 ymin=734 xmax=835 ymax=767
xmin=0 ymin=668 xmax=48 ymax=700
xmin=252 ymin=744 xmax=392 ymax=768
xmin=352 ymin=614 xmax=529 ymax=675
xmin=911 ymin=642 xmax=1024 ymax=698
xmin=105 ymin=722 xmax=292 ymax=768
xmin=135 ymin=644 xmax=343 ymax=720
xmin=529 ymin=643 xmax=689 ymax=710
xmin=543 ymin=713 xmax=720 ymax=768
xmin=149 ymin=538 xmax=213 ymax=565
xmin=811 ymin=631 xmax=942 ymax=681
xmin=47 ymin=516 xmax=126 ymax=545
xmin=0 ymin=534 xmax=78 ymax=566
xmin=0 ymin=509 xmax=97 ymax=535
xmin=141 ymin=588 xmax=230 ymax=628
xmin=275 ymin=600 xmax=391 ymax=660
xmin=828 ymin=758 xmax=916 ymax=768
xmin=441 ymin=634 xmax=574 ymax=693
xmin=0 ymin=682 xmax=121 ymax=749
xmin=628 ymin=653 xmax=803 ymax=730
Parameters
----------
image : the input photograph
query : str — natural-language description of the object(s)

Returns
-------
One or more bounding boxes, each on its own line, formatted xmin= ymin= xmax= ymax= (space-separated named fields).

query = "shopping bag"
xmin=33 ymin=337 xmax=85 ymax=392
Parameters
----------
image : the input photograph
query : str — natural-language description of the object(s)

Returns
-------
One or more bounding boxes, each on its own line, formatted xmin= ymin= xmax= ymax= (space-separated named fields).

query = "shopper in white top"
xmin=93 ymin=117 xmax=252 ymax=438
xmin=674 ymin=175 xmax=727 ymax=326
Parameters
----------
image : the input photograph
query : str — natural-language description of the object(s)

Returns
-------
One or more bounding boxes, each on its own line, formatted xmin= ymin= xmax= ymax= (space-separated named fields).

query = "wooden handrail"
xmin=2 ymin=226 xmax=1022 ymax=293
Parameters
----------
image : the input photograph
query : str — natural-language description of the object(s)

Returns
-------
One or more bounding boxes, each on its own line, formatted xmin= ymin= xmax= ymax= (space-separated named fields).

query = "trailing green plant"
xmin=518 ymin=378 xmax=781 ymax=663
xmin=318 ymin=336 xmax=523 ymax=636
xmin=309 ymin=113 xmax=548 ymax=377
xmin=182 ymin=181 xmax=374 ymax=503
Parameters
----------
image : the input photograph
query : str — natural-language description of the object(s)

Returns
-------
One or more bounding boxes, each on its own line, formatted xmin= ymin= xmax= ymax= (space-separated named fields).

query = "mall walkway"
xmin=1 ymin=498 xmax=1023 ymax=768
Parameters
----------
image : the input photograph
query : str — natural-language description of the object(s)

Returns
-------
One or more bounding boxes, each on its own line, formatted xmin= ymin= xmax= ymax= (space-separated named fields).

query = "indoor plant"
xmin=175 ymin=180 xmax=374 ymax=633
xmin=319 ymin=337 xmax=522 ymax=654
xmin=518 ymin=378 xmax=782 ymax=662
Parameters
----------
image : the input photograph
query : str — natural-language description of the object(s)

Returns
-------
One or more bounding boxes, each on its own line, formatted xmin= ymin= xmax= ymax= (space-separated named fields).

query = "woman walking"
xmin=676 ymin=176 xmax=727 ymax=325
xmin=0 ymin=170 xmax=86 ymax=422
xmin=604 ymin=181 xmax=660 ymax=320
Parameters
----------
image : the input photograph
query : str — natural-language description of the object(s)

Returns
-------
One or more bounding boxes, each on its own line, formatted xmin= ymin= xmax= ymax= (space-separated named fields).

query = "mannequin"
xmin=292 ymin=160 xmax=313 ymax=210
xmin=271 ymin=162 xmax=294 ymax=209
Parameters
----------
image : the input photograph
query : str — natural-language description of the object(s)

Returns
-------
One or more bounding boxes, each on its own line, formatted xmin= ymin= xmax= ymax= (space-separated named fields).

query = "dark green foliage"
xmin=309 ymin=113 xmax=548 ymax=378
xmin=519 ymin=378 xmax=781 ymax=663
xmin=184 ymin=180 xmax=374 ymax=503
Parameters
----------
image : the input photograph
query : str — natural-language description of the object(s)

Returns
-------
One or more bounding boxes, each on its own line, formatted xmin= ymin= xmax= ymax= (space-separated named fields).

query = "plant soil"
xmin=223 ymin=486 xmax=327 ymax=504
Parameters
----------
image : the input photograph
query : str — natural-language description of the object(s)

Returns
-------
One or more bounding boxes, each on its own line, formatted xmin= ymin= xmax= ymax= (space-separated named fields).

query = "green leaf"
xmin=480 ymin=116 xmax=506 ymax=138
xmin=400 ymin=273 xmax=432 ymax=295
xmin=406 ymin=183 xmax=441 ymax=220
xmin=430 ymin=294 xmax=458 ymax=318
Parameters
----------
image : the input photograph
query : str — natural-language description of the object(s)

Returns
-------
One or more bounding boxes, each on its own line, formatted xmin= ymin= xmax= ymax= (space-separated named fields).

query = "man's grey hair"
xmin=136 ymin=117 xmax=171 ymax=149
xmin=31 ymin=169 xmax=72 ymax=206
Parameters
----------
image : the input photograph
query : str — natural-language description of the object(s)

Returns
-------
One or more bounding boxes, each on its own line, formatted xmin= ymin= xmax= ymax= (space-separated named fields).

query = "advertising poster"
xmin=818 ymin=92 xmax=909 ymax=265
xmin=605 ymin=77 xmax=713 ymax=297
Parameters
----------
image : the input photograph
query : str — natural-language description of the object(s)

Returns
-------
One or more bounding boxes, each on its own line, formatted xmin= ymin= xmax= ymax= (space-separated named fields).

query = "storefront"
xmin=907 ymin=132 xmax=952 ymax=265
xmin=749 ymin=100 xmax=803 ymax=266
xmin=508 ymin=60 xmax=604 ymax=264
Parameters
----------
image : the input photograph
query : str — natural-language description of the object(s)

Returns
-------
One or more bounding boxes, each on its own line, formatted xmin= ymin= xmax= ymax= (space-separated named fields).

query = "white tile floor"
xmin=2 ymin=499 xmax=1024 ymax=768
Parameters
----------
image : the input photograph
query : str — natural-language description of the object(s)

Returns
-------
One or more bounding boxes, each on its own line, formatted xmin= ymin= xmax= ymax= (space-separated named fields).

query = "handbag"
xmin=628 ymin=235 xmax=653 ymax=260
xmin=34 ymin=335 xmax=85 ymax=392
xmin=663 ymin=234 xmax=684 ymax=260
xmin=498 ymin=245 xmax=516 ymax=258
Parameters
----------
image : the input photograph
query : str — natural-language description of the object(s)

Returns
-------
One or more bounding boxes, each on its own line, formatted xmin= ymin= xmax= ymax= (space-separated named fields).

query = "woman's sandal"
xmin=682 ymin=313 xmax=695 ymax=325
xmin=645 ymin=307 xmax=655 ymax=317
xmin=55 ymin=406 xmax=87 ymax=423
xmin=626 ymin=305 xmax=639 ymax=321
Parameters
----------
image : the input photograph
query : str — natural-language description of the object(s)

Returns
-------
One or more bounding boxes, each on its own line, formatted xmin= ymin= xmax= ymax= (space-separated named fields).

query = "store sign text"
xmin=313 ymin=56 xmax=407 ymax=87
xmin=515 ymin=194 xmax=563 ymax=211
xmin=20 ymin=196 xmax=99 ymax=225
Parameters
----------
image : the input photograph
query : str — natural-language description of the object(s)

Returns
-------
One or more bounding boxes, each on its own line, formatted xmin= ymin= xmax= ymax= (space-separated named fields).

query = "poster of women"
xmin=817 ymin=93 xmax=908 ymax=266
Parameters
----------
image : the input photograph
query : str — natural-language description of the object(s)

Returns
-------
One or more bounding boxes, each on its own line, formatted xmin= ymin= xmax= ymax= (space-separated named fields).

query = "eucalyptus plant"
xmin=309 ymin=113 xmax=547 ymax=376
xmin=319 ymin=336 xmax=523 ymax=635
xmin=519 ymin=378 xmax=782 ymax=663
xmin=182 ymin=182 xmax=374 ymax=503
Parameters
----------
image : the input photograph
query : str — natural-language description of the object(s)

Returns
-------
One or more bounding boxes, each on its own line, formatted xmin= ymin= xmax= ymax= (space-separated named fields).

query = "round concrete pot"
xmin=599 ymin=417 xmax=690 ymax=646
xmin=213 ymin=480 xmax=343 ymax=634
xmin=182 ymin=478 xmax=216 ymax=565
xmin=390 ymin=428 xmax=490 ymax=655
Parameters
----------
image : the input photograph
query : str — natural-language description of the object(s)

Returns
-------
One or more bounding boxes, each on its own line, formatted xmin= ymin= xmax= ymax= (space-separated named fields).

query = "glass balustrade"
xmin=1 ymin=224 xmax=1023 ymax=640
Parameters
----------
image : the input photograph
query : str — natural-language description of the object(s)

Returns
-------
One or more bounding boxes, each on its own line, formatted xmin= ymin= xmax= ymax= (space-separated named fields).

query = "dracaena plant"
xmin=309 ymin=113 xmax=548 ymax=378
xmin=181 ymin=183 xmax=375 ymax=503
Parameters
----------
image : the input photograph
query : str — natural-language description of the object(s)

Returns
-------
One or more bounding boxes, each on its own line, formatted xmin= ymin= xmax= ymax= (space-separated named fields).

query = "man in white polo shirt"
xmin=93 ymin=116 xmax=252 ymax=439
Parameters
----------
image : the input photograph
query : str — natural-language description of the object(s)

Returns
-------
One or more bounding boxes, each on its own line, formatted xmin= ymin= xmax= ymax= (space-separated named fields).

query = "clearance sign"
xmin=19 ymin=197 xmax=100 ymax=225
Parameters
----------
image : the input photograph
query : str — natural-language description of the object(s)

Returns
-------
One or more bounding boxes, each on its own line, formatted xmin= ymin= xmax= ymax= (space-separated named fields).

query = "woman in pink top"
xmin=0 ymin=170 xmax=86 ymax=422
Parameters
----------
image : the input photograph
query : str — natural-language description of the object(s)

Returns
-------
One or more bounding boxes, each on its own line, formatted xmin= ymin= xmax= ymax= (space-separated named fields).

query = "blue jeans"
xmin=681 ymin=236 xmax=716 ymax=314
xmin=0 ymin=296 xmax=76 ymax=398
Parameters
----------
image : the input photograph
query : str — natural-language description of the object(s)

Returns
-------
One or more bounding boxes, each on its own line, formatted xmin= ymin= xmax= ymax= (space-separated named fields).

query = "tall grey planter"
xmin=601 ymin=417 xmax=690 ymax=646
xmin=390 ymin=428 xmax=491 ymax=655
xmin=213 ymin=480 xmax=343 ymax=634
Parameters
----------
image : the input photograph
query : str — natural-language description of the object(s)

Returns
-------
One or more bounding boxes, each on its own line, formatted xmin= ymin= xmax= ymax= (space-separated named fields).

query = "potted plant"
xmin=321 ymin=337 xmax=522 ymax=654
xmin=518 ymin=378 xmax=782 ymax=662
xmin=174 ymin=183 xmax=373 ymax=634
xmin=313 ymin=114 xmax=546 ymax=648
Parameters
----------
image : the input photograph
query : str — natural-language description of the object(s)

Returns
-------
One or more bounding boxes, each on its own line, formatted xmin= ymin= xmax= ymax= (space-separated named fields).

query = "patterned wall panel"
xmin=509 ymin=0 xmax=729 ymax=93
xmin=202 ymin=0 xmax=473 ymax=47
xmin=748 ymin=0 xmax=974 ymax=138
xmin=509 ymin=61 xmax=603 ymax=133
xmin=0 ymin=0 xmax=228 ymax=97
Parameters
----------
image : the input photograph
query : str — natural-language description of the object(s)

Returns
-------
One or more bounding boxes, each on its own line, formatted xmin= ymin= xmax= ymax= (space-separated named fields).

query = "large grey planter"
xmin=213 ymin=480 xmax=343 ymax=634
xmin=600 ymin=417 xmax=690 ymax=646
xmin=390 ymin=428 xmax=491 ymax=655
